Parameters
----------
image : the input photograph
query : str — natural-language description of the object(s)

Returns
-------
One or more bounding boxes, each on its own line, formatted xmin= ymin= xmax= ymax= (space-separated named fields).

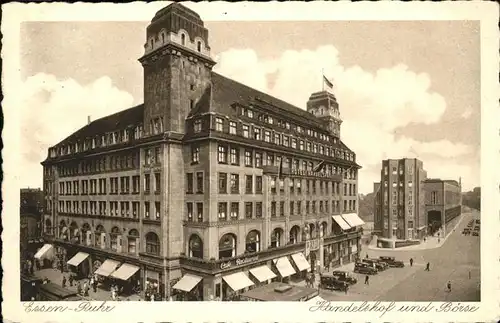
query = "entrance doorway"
xmin=427 ymin=210 xmax=442 ymax=236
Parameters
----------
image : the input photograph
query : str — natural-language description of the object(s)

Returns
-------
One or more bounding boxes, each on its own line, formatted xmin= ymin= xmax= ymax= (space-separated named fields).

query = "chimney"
xmin=87 ymin=116 xmax=91 ymax=125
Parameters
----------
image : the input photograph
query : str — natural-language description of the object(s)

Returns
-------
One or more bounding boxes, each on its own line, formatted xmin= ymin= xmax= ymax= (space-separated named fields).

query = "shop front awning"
xmin=222 ymin=272 xmax=254 ymax=291
xmin=291 ymin=253 xmax=311 ymax=272
xmin=332 ymin=215 xmax=352 ymax=230
xmin=274 ymin=256 xmax=296 ymax=278
xmin=94 ymin=259 xmax=121 ymax=277
xmin=110 ymin=263 xmax=140 ymax=281
xmin=417 ymin=226 xmax=426 ymax=230
xmin=67 ymin=252 xmax=89 ymax=267
xmin=34 ymin=244 xmax=53 ymax=260
xmin=172 ymin=274 xmax=203 ymax=292
xmin=249 ymin=265 xmax=277 ymax=282
xmin=341 ymin=213 xmax=365 ymax=227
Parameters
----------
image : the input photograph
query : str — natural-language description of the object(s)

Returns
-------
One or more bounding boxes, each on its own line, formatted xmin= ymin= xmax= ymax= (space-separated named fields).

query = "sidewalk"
xmin=367 ymin=213 xmax=467 ymax=252
xmin=35 ymin=268 xmax=143 ymax=301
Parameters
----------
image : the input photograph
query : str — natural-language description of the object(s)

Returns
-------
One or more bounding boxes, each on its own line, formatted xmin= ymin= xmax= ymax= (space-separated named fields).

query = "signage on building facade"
xmin=219 ymin=255 xmax=259 ymax=270
xmin=289 ymin=169 xmax=336 ymax=178
xmin=306 ymin=239 xmax=320 ymax=252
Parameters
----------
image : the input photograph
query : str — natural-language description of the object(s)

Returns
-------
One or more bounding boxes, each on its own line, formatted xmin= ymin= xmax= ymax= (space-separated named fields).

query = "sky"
xmin=19 ymin=12 xmax=480 ymax=194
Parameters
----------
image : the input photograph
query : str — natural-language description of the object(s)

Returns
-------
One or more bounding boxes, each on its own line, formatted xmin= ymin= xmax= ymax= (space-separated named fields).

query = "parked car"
xmin=354 ymin=262 xmax=378 ymax=275
xmin=472 ymin=231 xmax=479 ymax=236
xmin=462 ymin=228 xmax=471 ymax=235
xmin=331 ymin=270 xmax=358 ymax=284
xmin=473 ymin=226 xmax=480 ymax=231
xmin=320 ymin=274 xmax=349 ymax=291
xmin=378 ymin=256 xmax=405 ymax=268
xmin=363 ymin=259 xmax=388 ymax=271
xmin=475 ymin=219 xmax=480 ymax=224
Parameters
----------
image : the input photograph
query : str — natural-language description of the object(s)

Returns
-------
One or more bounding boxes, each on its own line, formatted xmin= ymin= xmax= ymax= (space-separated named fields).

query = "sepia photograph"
xmin=16 ymin=2 xmax=483 ymax=304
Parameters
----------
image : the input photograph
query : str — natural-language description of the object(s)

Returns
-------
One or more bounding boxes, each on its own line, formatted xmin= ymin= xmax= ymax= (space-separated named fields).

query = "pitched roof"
xmin=56 ymin=104 xmax=144 ymax=146
xmin=210 ymin=72 xmax=325 ymax=128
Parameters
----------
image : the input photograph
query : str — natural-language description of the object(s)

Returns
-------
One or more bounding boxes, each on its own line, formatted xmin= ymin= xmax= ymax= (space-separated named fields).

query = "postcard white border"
xmin=2 ymin=1 xmax=499 ymax=322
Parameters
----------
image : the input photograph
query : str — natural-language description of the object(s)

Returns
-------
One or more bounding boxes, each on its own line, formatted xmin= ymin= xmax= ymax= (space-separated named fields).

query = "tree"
xmin=462 ymin=187 xmax=480 ymax=211
xmin=358 ymin=193 xmax=375 ymax=221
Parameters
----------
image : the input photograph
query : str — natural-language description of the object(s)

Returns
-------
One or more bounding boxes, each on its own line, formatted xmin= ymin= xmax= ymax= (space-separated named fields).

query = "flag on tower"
xmin=323 ymin=75 xmax=334 ymax=89
xmin=313 ymin=160 xmax=326 ymax=173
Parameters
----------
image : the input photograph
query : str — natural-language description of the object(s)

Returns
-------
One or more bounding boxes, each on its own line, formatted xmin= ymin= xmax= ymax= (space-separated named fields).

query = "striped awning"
xmin=172 ymin=274 xmax=203 ymax=292
xmin=94 ymin=259 xmax=120 ymax=277
xmin=341 ymin=213 xmax=365 ymax=227
xmin=274 ymin=257 xmax=296 ymax=278
xmin=291 ymin=253 xmax=311 ymax=272
xmin=110 ymin=263 xmax=140 ymax=281
xmin=332 ymin=215 xmax=352 ymax=230
xmin=223 ymin=272 xmax=254 ymax=291
xmin=249 ymin=265 xmax=277 ymax=282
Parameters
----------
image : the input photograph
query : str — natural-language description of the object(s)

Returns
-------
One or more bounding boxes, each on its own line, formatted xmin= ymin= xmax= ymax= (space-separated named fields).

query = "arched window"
xmin=289 ymin=226 xmax=300 ymax=244
xmin=197 ymin=41 xmax=201 ymax=52
xmin=59 ymin=220 xmax=67 ymax=240
xmin=110 ymin=226 xmax=120 ymax=252
xmin=45 ymin=219 xmax=52 ymax=234
xmin=309 ymin=223 xmax=316 ymax=239
xmin=245 ymin=230 xmax=260 ymax=253
xmin=95 ymin=225 xmax=106 ymax=248
xmin=70 ymin=221 xmax=79 ymax=243
xmin=321 ymin=221 xmax=328 ymax=237
xmin=82 ymin=223 xmax=91 ymax=245
xmin=270 ymin=228 xmax=284 ymax=248
xmin=146 ymin=232 xmax=160 ymax=255
xmin=219 ymin=233 xmax=236 ymax=259
xmin=181 ymin=33 xmax=186 ymax=46
xmin=128 ymin=229 xmax=139 ymax=254
xmin=188 ymin=234 xmax=203 ymax=258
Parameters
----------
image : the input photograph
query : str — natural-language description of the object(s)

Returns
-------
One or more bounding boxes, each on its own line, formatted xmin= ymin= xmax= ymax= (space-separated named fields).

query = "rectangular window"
xmin=297 ymin=201 xmax=302 ymax=215
xmin=155 ymin=202 xmax=160 ymax=219
xmin=256 ymin=176 xmax=263 ymax=194
xmin=132 ymin=202 xmax=139 ymax=218
xmin=255 ymin=152 xmax=262 ymax=167
xmin=289 ymin=201 xmax=294 ymax=216
xmin=215 ymin=117 xmax=224 ymax=131
xmin=194 ymin=119 xmax=202 ymax=133
xmin=186 ymin=173 xmax=193 ymax=194
xmin=312 ymin=201 xmax=316 ymax=213
xmin=196 ymin=172 xmax=203 ymax=193
xmin=218 ymin=173 xmax=227 ymax=194
xmin=289 ymin=179 xmax=295 ymax=194
xmin=191 ymin=145 xmax=200 ymax=163
xmin=274 ymin=133 xmax=281 ymax=145
xmin=253 ymin=128 xmax=261 ymax=140
xmin=256 ymin=202 xmax=262 ymax=218
xmin=306 ymin=201 xmax=310 ymax=214
xmin=144 ymin=201 xmax=150 ymax=218
xmin=245 ymin=175 xmax=253 ymax=194
xmin=187 ymin=202 xmax=193 ymax=221
xmin=144 ymin=174 xmax=150 ymax=193
xmin=299 ymin=140 xmax=304 ymax=150
xmin=229 ymin=121 xmax=237 ymax=135
xmin=245 ymin=202 xmax=253 ymax=219
xmin=264 ymin=130 xmax=271 ymax=142
xmin=230 ymin=147 xmax=239 ymax=165
xmin=230 ymin=174 xmax=239 ymax=194
xmin=267 ymin=154 xmax=274 ymax=166
xmin=217 ymin=145 xmax=227 ymax=163
xmin=218 ymin=202 xmax=227 ymax=221
xmin=230 ymin=202 xmax=239 ymax=219
xmin=280 ymin=201 xmax=285 ymax=216
xmin=270 ymin=176 xmax=276 ymax=194
xmin=242 ymin=125 xmax=249 ymax=138
xmin=196 ymin=203 xmax=203 ymax=222
xmin=132 ymin=176 xmax=139 ymax=194
xmin=244 ymin=150 xmax=253 ymax=166
xmin=154 ymin=173 xmax=160 ymax=193
xmin=271 ymin=202 xmax=277 ymax=217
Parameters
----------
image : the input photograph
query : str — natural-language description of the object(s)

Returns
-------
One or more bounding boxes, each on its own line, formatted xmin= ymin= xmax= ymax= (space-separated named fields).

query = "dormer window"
xmin=91 ymin=138 xmax=96 ymax=149
xmin=181 ymin=34 xmax=186 ymax=46
xmin=197 ymin=41 xmax=201 ymax=52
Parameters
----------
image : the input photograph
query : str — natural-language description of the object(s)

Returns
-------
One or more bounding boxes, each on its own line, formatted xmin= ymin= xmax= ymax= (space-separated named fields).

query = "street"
xmin=320 ymin=211 xmax=480 ymax=301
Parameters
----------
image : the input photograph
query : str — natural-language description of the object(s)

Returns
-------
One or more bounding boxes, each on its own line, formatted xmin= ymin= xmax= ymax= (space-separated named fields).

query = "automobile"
xmin=472 ymin=231 xmax=479 ymax=236
xmin=473 ymin=226 xmax=480 ymax=231
xmin=378 ymin=256 xmax=405 ymax=268
xmin=320 ymin=274 xmax=349 ymax=291
xmin=462 ymin=228 xmax=471 ymax=235
xmin=363 ymin=258 xmax=388 ymax=271
xmin=354 ymin=261 xmax=378 ymax=275
xmin=475 ymin=219 xmax=480 ymax=224
xmin=331 ymin=270 xmax=358 ymax=284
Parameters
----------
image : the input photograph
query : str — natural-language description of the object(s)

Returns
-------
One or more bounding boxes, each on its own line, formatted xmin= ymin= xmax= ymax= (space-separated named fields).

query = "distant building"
xmin=423 ymin=179 xmax=462 ymax=236
xmin=373 ymin=159 xmax=463 ymax=241
xmin=20 ymin=188 xmax=44 ymax=261
xmin=373 ymin=158 xmax=427 ymax=240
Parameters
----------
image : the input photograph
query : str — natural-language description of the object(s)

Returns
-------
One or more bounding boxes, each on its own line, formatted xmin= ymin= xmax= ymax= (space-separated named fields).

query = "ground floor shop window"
xmin=146 ymin=232 xmax=160 ymax=255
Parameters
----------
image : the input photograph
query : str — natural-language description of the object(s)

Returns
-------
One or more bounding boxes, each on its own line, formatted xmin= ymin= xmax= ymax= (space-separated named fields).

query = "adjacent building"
xmin=20 ymin=188 xmax=44 ymax=263
xmin=373 ymin=158 xmax=462 ymax=243
xmin=39 ymin=3 xmax=363 ymax=301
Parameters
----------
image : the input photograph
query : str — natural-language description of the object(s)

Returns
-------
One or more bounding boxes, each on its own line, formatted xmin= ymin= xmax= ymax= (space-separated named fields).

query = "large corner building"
xmin=39 ymin=3 xmax=362 ymax=301
xmin=373 ymin=158 xmax=462 ymax=243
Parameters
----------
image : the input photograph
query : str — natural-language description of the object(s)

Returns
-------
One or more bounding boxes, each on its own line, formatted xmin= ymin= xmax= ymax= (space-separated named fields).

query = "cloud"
xmin=213 ymin=45 xmax=477 ymax=193
xmin=20 ymin=73 xmax=134 ymax=188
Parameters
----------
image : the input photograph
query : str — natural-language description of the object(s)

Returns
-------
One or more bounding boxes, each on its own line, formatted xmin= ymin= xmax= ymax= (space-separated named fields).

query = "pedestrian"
xmin=77 ymin=281 xmax=82 ymax=295
xmin=93 ymin=279 xmax=98 ymax=293
xmin=447 ymin=281 xmax=452 ymax=292
xmin=424 ymin=237 xmax=426 ymax=243
xmin=43 ymin=277 xmax=48 ymax=284
xmin=410 ymin=258 xmax=413 ymax=267
xmin=344 ymin=284 xmax=349 ymax=294
xmin=438 ymin=238 xmax=441 ymax=243
xmin=364 ymin=275 xmax=369 ymax=285
xmin=62 ymin=276 xmax=67 ymax=288
xmin=83 ymin=281 xmax=89 ymax=296
xmin=425 ymin=262 xmax=430 ymax=271
xmin=365 ymin=254 xmax=369 ymax=259
xmin=111 ymin=289 xmax=116 ymax=301
xmin=69 ymin=274 xmax=74 ymax=287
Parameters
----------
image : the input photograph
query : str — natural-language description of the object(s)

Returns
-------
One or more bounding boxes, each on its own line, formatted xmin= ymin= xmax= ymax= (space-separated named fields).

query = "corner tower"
xmin=306 ymin=91 xmax=342 ymax=138
xmin=139 ymin=3 xmax=216 ymax=135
